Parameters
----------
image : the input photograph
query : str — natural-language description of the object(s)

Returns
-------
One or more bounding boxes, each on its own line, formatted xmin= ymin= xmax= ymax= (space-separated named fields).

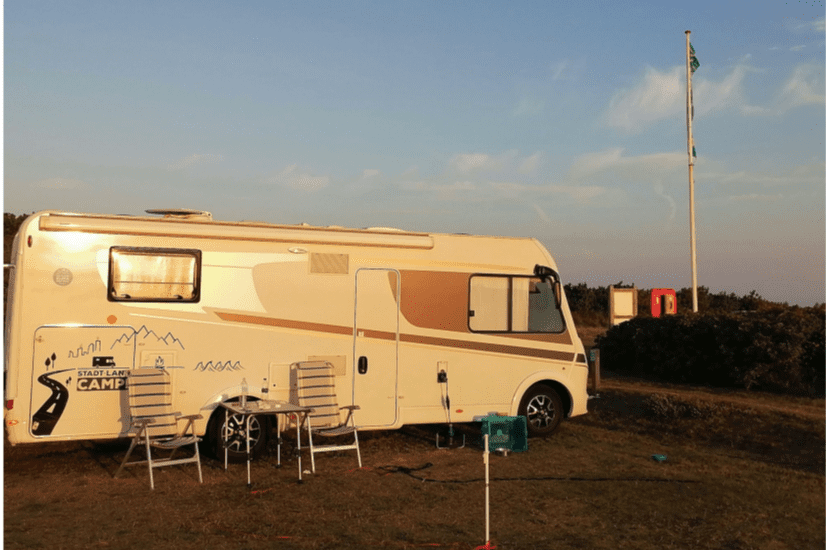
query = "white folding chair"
xmin=114 ymin=369 xmax=203 ymax=490
xmin=295 ymin=361 xmax=362 ymax=472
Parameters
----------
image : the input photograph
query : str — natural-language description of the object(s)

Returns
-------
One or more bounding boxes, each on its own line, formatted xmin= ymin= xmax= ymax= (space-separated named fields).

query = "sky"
xmin=4 ymin=1 xmax=825 ymax=306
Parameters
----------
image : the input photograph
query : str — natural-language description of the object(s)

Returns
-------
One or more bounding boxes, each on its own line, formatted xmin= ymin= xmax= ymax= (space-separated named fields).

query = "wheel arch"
xmin=509 ymin=376 xmax=573 ymax=419
xmin=198 ymin=385 xmax=267 ymax=428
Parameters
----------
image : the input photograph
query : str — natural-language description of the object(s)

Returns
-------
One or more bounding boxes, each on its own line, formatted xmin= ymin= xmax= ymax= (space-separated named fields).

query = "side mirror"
xmin=534 ymin=265 xmax=562 ymax=307
xmin=533 ymin=264 xmax=555 ymax=279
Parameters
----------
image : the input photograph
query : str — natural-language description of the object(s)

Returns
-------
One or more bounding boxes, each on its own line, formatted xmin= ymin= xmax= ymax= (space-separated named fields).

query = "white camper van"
xmin=4 ymin=209 xmax=590 ymax=457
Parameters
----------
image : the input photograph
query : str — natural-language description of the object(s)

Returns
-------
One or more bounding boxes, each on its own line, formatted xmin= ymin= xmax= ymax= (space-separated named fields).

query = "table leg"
xmin=306 ymin=413 xmax=316 ymax=474
xmin=223 ymin=408 xmax=228 ymax=471
xmin=246 ymin=414 xmax=252 ymax=487
xmin=296 ymin=414 xmax=302 ymax=482
xmin=276 ymin=414 xmax=282 ymax=468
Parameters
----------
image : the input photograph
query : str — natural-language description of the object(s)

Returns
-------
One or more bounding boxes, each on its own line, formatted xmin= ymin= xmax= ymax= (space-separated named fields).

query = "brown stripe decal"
xmin=216 ymin=312 xmax=353 ymax=336
xmin=216 ymin=311 xmax=575 ymax=362
xmin=401 ymin=333 xmax=574 ymax=361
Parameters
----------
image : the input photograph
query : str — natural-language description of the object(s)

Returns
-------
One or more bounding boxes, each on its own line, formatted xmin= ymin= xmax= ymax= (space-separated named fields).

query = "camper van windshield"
xmin=468 ymin=275 xmax=564 ymax=333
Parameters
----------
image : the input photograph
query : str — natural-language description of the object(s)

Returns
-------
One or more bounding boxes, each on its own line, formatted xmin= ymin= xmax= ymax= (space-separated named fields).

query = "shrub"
xmin=595 ymin=306 xmax=825 ymax=397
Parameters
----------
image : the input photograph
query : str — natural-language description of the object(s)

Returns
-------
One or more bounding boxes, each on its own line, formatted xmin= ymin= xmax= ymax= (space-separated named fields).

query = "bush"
xmin=595 ymin=306 xmax=825 ymax=397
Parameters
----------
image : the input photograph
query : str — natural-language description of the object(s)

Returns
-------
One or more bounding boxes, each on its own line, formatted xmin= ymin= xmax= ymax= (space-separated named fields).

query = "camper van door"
xmin=352 ymin=269 xmax=399 ymax=427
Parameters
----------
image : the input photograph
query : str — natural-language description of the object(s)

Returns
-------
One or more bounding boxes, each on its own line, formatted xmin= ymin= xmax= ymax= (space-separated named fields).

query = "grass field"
xmin=4 ymin=372 xmax=824 ymax=550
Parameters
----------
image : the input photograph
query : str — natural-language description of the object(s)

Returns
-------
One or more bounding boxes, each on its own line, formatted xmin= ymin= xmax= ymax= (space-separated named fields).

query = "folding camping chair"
xmin=114 ymin=369 xmax=203 ymax=490
xmin=295 ymin=361 xmax=362 ymax=472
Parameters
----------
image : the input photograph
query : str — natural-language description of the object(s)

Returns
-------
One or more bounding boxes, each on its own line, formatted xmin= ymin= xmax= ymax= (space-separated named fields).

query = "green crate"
xmin=480 ymin=415 xmax=528 ymax=453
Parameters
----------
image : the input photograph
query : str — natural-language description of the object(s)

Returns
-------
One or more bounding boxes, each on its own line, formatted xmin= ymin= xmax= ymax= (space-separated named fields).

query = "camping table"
xmin=219 ymin=399 xmax=313 ymax=486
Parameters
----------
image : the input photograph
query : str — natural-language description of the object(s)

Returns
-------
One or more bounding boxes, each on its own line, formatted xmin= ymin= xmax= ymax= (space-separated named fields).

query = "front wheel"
xmin=519 ymin=384 xmax=563 ymax=437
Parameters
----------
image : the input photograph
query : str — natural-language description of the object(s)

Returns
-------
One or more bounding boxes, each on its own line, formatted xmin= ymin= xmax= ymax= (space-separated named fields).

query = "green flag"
xmin=690 ymin=44 xmax=700 ymax=73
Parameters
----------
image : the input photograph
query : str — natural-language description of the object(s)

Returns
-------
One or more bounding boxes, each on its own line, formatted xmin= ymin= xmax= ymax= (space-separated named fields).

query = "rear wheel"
xmin=519 ymin=384 xmax=563 ymax=437
xmin=208 ymin=407 xmax=270 ymax=462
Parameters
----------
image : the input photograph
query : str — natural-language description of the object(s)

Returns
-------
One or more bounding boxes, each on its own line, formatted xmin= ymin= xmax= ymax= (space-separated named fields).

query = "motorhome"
xmin=4 ymin=209 xmax=590 ymax=458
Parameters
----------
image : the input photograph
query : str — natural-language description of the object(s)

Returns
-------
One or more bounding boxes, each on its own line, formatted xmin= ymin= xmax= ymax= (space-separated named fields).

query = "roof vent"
xmin=145 ymin=209 xmax=213 ymax=220
xmin=365 ymin=226 xmax=405 ymax=232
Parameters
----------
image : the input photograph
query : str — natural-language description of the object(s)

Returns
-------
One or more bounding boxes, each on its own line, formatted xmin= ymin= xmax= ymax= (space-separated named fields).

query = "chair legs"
xmin=145 ymin=437 xmax=155 ymax=490
xmin=354 ymin=429 xmax=362 ymax=468
xmin=114 ymin=434 xmax=202 ymax=490
xmin=194 ymin=441 xmax=203 ymax=484
xmin=308 ymin=432 xmax=362 ymax=470
xmin=113 ymin=437 xmax=140 ymax=480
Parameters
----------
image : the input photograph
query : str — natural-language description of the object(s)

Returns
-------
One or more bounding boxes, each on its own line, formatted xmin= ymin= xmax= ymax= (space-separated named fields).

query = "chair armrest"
xmin=340 ymin=405 xmax=360 ymax=411
xmin=132 ymin=418 xmax=155 ymax=427
xmin=175 ymin=413 xmax=202 ymax=437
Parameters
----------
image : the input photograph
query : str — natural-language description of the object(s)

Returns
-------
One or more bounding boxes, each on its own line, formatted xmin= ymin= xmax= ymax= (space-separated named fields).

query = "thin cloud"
xmin=729 ymin=193 xmax=783 ymax=202
xmin=264 ymin=164 xmax=329 ymax=191
xmin=550 ymin=57 xmax=585 ymax=82
xmin=518 ymin=152 xmax=543 ymax=175
xmin=787 ymin=16 xmax=825 ymax=33
xmin=449 ymin=151 xmax=517 ymax=173
xmin=606 ymin=66 xmax=683 ymax=133
xmin=740 ymin=104 xmax=772 ymax=116
xmin=546 ymin=185 xmax=606 ymax=203
xmin=452 ymin=153 xmax=490 ymax=172
xmin=433 ymin=181 xmax=477 ymax=199
xmin=512 ymin=96 xmax=544 ymax=117
xmin=32 ymin=177 xmax=89 ymax=190
xmin=394 ymin=150 xmax=611 ymax=207
xmin=488 ymin=180 xmax=525 ymax=201
xmin=653 ymin=181 xmax=677 ymax=226
xmin=694 ymin=64 xmax=757 ymax=116
xmin=704 ymin=161 xmax=824 ymax=188
xmin=168 ymin=154 xmax=224 ymax=170
xmin=777 ymin=63 xmax=825 ymax=111
xmin=606 ymin=63 xmax=759 ymax=132
xmin=489 ymin=181 xmax=607 ymax=204
xmin=533 ymin=204 xmax=551 ymax=223
xmin=552 ymin=60 xmax=568 ymax=81
xmin=567 ymin=147 xmax=684 ymax=182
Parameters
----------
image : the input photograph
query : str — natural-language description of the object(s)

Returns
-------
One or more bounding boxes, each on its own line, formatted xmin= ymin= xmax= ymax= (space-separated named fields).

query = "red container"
xmin=651 ymin=288 xmax=677 ymax=317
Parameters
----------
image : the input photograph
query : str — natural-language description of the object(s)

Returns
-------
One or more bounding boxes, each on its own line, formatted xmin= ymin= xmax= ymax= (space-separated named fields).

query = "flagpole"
xmin=685 ymin=30 xmax=699 ymax=313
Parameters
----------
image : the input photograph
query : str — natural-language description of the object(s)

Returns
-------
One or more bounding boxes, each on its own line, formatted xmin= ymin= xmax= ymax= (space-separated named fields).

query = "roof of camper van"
xmin=34 ymin=210 xmax=536 ymax=239
xmin=33 ymin=210 xmax=557 ymax=266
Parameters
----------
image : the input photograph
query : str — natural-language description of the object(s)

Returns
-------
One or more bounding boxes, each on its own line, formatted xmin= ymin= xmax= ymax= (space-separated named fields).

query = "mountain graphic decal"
xmin=110 ymin=325 xmax=185 ymax=350
xmin=194 ymin=361 xmax=244 ymax=372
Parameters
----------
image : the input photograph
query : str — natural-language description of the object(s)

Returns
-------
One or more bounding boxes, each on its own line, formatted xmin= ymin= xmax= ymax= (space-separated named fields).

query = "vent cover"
xmin=310 ymin=253 xmax=349 ymax=274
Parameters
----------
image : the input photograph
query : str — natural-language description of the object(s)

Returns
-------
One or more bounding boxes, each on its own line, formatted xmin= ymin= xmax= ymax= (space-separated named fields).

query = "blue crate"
xmin=480 ymin=415 xmax=528 ymax=453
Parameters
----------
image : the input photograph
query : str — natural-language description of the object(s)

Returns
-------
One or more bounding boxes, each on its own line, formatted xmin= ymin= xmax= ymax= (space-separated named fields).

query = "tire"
xmin=208 ymin=406 xmax=270 ymax=463
xmin=519 ymin=384 xmax=563 ymax=437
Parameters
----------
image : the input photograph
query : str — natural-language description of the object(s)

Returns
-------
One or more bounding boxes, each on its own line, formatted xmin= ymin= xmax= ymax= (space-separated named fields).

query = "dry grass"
xmin=5 ymin=377 xmax=824 ymax=550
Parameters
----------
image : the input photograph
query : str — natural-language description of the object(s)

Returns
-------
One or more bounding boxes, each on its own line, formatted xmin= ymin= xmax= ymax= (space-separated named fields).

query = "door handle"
xmin=358 ymin=356 xmax=368 ymax=374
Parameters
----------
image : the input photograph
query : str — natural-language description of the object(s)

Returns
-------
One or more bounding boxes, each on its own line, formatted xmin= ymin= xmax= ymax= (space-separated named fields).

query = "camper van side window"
xmin=108 ymin=247 xmax=201 ymax=302
xmin=468 ymin=275 xmax=564 ymax=333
